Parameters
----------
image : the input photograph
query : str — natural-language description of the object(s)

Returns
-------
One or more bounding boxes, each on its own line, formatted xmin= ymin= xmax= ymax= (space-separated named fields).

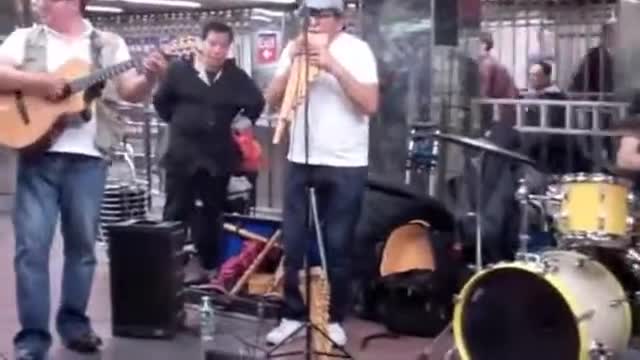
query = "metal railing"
xmin=470 ymin=97 xmax=631 ymax=136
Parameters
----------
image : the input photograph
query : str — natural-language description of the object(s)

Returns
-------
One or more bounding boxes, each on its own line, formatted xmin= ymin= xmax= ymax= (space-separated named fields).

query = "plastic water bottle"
xmin=200 ymin=296 xmax=216 ymax=358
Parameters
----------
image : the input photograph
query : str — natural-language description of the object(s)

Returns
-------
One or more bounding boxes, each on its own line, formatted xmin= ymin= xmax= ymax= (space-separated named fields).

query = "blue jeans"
xmin=282 ymin=162 xmax=367 ymax=323
xmin=12 ymin=153 xmax=107 ymax=355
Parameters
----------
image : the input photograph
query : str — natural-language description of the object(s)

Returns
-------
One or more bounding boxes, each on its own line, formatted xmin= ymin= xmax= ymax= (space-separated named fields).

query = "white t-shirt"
xmin=0 ymin=21 xmax=131 ymax=158
xmin=276 ymin=32 xmax=378 ymax=167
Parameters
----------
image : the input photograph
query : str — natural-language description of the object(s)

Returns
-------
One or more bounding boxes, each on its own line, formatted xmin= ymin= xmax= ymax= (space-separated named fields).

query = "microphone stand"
xmin=266 ymin=3 xmax=352 ymax=359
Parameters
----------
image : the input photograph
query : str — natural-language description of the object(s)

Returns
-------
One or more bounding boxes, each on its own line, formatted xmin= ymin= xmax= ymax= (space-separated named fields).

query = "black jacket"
xmin=522 ymin=85 xmax=592 ymax=174
xmin=569 ymin=45 xmax=614 ymax=94
xmin=153 ymin=59 xmax=265 ymax=176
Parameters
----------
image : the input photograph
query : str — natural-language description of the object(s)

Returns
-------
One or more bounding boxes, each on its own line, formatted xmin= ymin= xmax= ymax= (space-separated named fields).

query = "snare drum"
xmin=555 ymin=173 xmax=635 ymax=249
xmin=453 ymin=250 xmax=632 ymax=360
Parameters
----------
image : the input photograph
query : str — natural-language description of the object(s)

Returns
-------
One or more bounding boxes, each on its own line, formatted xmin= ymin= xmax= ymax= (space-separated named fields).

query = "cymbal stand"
xmin=473 ymin=151 xmax=485 ymax=271
xmin=515 ymin=177 xmax=531 ymax=256
xmin=404 ymin=124 xmax=439 ymax=197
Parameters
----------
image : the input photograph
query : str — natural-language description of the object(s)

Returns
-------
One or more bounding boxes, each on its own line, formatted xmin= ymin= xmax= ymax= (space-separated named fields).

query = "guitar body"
xmin=0 ymin=58 xmax=93 ymax=154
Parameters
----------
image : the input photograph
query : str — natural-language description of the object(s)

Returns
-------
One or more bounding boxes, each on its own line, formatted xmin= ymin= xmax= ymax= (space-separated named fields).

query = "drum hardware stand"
xmin=265 ymin=5 xmax=352 ymax=359
xmin=589 ymin=341 xmax=614 ymax=360
xmin=472 ymin=151 xmax=484 ymax=271
xmin=624 ymin=248 xmax=640 ymax=279
xmin=419 ymin=152 xmax=487 ymax=360
xmin=428 ymin=132 xmax=539 ymax=360
xmin=405 ymin=123 xmax=439 ymax=197
xmin=515 ymin=177 xmax=531 ymax=256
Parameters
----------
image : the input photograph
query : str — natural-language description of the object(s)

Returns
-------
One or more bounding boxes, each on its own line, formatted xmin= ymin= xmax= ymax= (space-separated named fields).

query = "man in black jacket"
xmin=523 ymin=61 xmax=592 ymax=174
xmin=153 ymin=21 xmax=265 ymax=281
xmin=569 ymin=22 xmax=615 ymax=96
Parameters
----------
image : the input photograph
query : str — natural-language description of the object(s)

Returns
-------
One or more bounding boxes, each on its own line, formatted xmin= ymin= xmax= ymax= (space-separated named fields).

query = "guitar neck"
xmin=67 ymin=38 xmax=195 ymax=94
xmin=68 ymin=58 xmax=142 ymax=93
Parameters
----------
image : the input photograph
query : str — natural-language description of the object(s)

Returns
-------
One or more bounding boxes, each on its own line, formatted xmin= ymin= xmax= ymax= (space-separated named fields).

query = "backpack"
xmin=360 ymin=229 xmax=463 ymax=349
xmin=373 ymin=269 xmax=453 ymax=337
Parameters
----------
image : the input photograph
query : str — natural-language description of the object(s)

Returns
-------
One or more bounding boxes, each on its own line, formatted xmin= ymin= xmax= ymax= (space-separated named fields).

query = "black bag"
xmin=373 ymin=269 xmax=453 ymax=338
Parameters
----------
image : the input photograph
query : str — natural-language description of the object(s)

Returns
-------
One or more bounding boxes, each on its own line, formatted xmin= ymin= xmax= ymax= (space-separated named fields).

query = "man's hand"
xmin=117 ymin=50 xmax=168 ymax=103
xmin=142 ymin=50 xmax=168 ymax=80
xmin=35 ymin=73 xmax=67 ymax=101
xmin=287 ymin=37 xmax=306 ymax=60
xmin=308 ymin=45 xmax=336 ymax=73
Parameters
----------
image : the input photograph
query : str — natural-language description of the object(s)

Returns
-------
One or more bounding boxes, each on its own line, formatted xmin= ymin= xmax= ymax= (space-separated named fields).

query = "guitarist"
xmin=0 ymin=0 xmax=167 ymax=359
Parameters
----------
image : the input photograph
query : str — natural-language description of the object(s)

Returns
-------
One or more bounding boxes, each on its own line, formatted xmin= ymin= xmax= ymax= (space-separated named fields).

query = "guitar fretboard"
xmin=68 ymin=58 xmax=143 ymax=93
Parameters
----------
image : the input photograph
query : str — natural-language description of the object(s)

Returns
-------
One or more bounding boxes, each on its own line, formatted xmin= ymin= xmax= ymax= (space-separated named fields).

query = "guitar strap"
xmin=83 ymin=31 xmax=105 ymax=120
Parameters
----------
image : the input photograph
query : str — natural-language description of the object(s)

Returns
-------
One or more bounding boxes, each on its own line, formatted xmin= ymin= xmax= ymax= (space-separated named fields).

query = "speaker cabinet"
xmin=107 ymin=220 xmax=187 ymax=339
xmin=434 ymin=0 xmax=459 ymax=46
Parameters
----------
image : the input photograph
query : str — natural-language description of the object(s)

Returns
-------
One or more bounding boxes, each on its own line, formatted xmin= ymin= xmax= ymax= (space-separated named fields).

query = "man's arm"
xmin=330 ymin=60 xmax=378 ymax=116
xmin=238 ymin=70 xmax=266 ymax=121
xmin=313 ymin=40 xmax=379 ymax=116
xmin=264 ymin=71 xmax=289 ymax=110
xmin=0 ymin=30 xmax=64 ymax=97
xmin=265 ymin=42 xmax=294 ymax=110
xmin=152 ymin=62 xmax=177 ymax=122
xmin=617 ymin=136 xmax=640 ymax=170
xmin=478 ymin=58 xmax=492 ymax=97
xmin=107 ymin=35 xmax=166 ymax=103
xmin=116 ymin=70 xmax=158 ymax=103
xmin=0 ymin=63 xmax=60 ymax=96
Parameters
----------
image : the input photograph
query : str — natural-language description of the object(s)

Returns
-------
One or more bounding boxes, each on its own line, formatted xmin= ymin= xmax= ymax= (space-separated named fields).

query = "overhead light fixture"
xmin=85 ymin=5 xmax=124 ymax=12
xmin=251 ymin=15 xmax=273 ymax=22
xmin=253 ymin=9 xmax=286 ymax=17
xmin=122 ymin=0 xmax=201 ymax=8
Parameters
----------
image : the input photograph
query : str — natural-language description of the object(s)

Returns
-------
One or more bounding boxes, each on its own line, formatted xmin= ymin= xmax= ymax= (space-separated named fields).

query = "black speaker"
xmin=434 ymin=0 xmax=459 ymax=46
xmin=107 ymin=219 xmax=187 ymax=339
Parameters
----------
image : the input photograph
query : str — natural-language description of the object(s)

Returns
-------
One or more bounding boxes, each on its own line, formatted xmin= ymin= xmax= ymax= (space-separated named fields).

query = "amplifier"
xmin=107 ymin=219 xmax=187 ymax=339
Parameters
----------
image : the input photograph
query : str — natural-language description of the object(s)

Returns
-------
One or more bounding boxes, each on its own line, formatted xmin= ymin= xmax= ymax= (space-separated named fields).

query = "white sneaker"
xmin=327 ymin=323 xmax=347 ymax=347
xmin=266 ymin=319 xmax=306 ymax=345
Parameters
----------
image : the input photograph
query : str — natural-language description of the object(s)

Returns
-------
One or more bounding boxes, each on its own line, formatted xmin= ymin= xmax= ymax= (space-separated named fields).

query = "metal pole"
xmin=475 ymin=151 xmax=484 ymax=271
xmin=143 ymin=114 xmax=152 ymax=209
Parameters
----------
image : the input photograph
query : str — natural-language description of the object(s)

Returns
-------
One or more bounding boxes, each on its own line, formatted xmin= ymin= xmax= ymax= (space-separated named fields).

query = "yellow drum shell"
xmin=560 ymin=182 xmax=629 ymax=236
xmin=453 ymin=250 xmax=631 ymax=360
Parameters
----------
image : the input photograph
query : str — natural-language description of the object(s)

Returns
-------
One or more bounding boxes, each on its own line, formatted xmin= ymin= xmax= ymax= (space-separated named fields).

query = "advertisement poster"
xmin=257 ymin=32 xmax=278 ymax=64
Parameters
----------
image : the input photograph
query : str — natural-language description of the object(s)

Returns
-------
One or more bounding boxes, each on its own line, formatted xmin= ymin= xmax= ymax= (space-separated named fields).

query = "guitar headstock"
xmin=162 ymin=35 xmax=200 ymax=62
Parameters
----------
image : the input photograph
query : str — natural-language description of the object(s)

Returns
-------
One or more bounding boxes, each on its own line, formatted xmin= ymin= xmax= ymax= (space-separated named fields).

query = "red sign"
xmin=257 ymin=33 xmax=278 ymax=64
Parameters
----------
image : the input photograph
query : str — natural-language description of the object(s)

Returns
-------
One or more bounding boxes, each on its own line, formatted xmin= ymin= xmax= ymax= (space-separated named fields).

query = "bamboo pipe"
xmin=272 ymin=33 xmax=329 ymax=144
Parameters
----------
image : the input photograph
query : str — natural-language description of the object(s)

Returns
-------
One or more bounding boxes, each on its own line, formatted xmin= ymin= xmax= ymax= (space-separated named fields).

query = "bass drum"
xmin=453 ymin=250 xmax=631 ymax=360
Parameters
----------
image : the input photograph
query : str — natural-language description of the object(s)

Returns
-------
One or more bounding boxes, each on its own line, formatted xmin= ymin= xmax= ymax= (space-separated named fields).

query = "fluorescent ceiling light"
xmin=253 ymin=9 xmax=286 ymax=17
xmin=86 ymin=5 xmax=124 ymax=12
xmin=251 ymin=15 xmax=273 ymax=22
xmin=122 ymin=0 xmax=201 ymax=8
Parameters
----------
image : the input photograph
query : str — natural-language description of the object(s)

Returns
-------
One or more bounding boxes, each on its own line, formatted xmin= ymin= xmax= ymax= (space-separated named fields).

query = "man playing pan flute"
xmin=264 ymin=0 xmax=379 ymax=347
xmin=0 ymin=0 xmax=166 ymax=358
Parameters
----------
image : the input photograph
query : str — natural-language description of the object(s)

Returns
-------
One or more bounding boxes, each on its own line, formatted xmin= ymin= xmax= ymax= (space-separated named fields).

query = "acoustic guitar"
xmin=0 ymin=35 xmax=199 ymax=156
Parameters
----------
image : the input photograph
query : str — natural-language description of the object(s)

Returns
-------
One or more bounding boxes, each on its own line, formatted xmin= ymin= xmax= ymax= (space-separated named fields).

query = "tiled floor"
xmin=0 ymin=214 xmax=431 ymax=360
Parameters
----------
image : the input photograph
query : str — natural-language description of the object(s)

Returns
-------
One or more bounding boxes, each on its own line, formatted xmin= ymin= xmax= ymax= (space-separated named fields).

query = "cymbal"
xmin=434 ymin=132 xmax=536 ymax=166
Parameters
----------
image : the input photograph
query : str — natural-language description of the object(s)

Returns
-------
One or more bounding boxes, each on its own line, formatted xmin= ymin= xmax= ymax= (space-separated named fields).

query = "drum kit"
xmin=433 ymin=132 xmax=640 ymax=360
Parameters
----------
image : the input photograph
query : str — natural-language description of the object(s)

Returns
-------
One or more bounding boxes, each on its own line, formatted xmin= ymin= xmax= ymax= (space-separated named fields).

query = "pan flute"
xmin=272 ymin=33 xmax=329 ymax=144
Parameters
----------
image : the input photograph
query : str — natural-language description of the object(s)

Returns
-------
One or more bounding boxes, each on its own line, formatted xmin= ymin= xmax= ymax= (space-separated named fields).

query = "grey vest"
xmin=22 ymin=25 xmax=126 ymax=157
